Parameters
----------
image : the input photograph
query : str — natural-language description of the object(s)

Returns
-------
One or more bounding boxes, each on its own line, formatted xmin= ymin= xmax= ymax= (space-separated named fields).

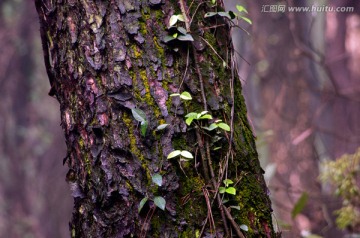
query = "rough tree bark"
xmin=35 ymin=0 xmax=276 ymax=237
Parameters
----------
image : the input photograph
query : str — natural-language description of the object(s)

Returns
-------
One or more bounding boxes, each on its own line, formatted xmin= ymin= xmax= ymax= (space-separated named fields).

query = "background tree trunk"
xmin=0 ymin=1 xmax=71 ymax=237
xmin=35 ymin=0 xmax=275 ymax=237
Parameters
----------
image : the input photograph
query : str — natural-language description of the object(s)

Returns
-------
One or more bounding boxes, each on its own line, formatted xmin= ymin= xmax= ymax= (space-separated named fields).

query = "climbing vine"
xmin=132 ymin=1 xmax=255 ymax=237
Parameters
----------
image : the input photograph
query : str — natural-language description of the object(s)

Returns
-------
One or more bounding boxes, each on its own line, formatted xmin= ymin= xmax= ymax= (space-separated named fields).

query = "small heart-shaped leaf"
xmin=167 ymin=150 xmax=181 ymax=159
xmin=178 ymin=34 xmax=194 ymax=42
xmin=169 ymin=15 xmax=178 ymax=27
xmin=138 ymin=197 xmax=148 ymax=213
xmin=180 ymin=91 xmax=192 ymax=100
xmin=156 ymin=124 xmax=169 ymax=130
xmin=217 ymin=122 xmax=230 ymax=131
xmin=131 ymin=108 xmax=146 ymax=122
xmin=152 ymin=173 xmax=163 ymax=186
xmin=225 ymin=187 xmax=236 ymax=195
xmin=154 ymin=196 xmax=166 ymax=211
xmin=204 ymin=12 xmax=217 ymax=18
xmin=240 ymin=224 xmax=248 ymax=231
xmin=180 ymin=150 xmax=193 ymax=159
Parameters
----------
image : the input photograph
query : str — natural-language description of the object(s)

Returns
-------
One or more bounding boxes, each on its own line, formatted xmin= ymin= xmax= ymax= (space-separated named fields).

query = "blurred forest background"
xmin=0 ymin=0 xmax=359 ymax=238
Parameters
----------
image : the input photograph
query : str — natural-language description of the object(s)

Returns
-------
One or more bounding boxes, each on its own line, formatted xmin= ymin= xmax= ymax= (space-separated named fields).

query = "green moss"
xmin=153 ymin=36 xmax=164 ymax=58
xmin=131 ymin=44 xmax=142 ymax=59
xmin=122 ymin=112 xmax=153 ymax=185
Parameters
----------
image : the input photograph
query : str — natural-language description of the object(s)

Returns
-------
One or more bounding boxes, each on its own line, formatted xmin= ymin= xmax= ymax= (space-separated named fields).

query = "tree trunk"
xmin=35 ymin=0 xmax=276 ymax=237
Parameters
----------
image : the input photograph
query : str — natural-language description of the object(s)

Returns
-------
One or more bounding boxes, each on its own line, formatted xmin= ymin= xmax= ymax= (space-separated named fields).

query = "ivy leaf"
xmin=156 ymin=124 xmax=169 ymax=130
xmin=185 ymin=112 xmax=198 ymax=118
xmin=185 ymin=112 xmax=198 ymax=126
xmin=131 ymin=108 xmax=146 ymax=122
xmin=138 ymin=197 xmax=148 ymax=213
xmin=199 ymin=114 xmax=212 ymax=120
xmin=163 ymin=35 xmax=176 ymax=43
xmin=225 ymin=187 xmax=236 ymax=195
xmin=178 ymin=34 xmax=194 ymax=42
xmin=202 ymin=123 xmax=218 ymax=131
xmin=291 ymin=192 xmax=308 ymax=218
xmin=169 ymin=15 xmax=178 ymax=27
xmin=152 ymin=173 xmax=163 ymax=186
xmin=219 ymin=187 xmax=226 ymax=194
xmin=140 ymin=120 xmax=148 ymax=136
xmin=217 ymin=11 xmax=233 ymax=20
xmin=240 ymin=224 xmax=249 ymax=232
xmin=204 ymin=12 xmax=217 ymax=18
xmin=223 ymin=179 xmax=234 ymax=187
xmin=180 ymin=150 xmax=193 ymax=159
xmin=230 ymin=205 xmax=241 ymax=210
xmin=180 ymin=91 xmax=192 ymax=100
xmin=177 ymin=27 xmax=187 ymax=35
xmin=154 ymin=196 xmax=166 ymax=211
xmin=185 ymin=117 xmax=194 ymax=126
xmin=199 ymin=111 xmax=209 ymax=116
xmin=236 ymin=5 xmax=248 ymax=14
xmin=217 ymin=122 xmax=230 ymax=131
xmin=177 ymin=14 xmax=185 ymax=22
xmin=167 ymin=150 xmax=181 ymax=159
xmin=240 ymin=16 xmax=252 ymax=25
xmin=222 ymin=61 xmax=227 ymax=68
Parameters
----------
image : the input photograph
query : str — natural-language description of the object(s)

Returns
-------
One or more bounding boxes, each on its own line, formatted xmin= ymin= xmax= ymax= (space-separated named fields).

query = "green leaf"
xmin=240 ymin=224 xmax=248 ymax=232
xmin=230 ymin=205 xmax=241 ymax=210
xmin=223 ymin=179 xmax=234 ymax=187
xmin=217 ymin=11 xmax=232 ymax=19
xmin=172 ymin=33 xmax=178 ymax=38
xmin=204 ymin=12 xmax=217 ymax=18
xmin=167 ymin=150 xmax=181 ymax=159
xmin=156 ymin=124 xmax=169 ymax=130
xmin=225 ymin=187 xmax=236 ymax=195
xmin=185 ymin=112 xmax=198 ymax=118
xmin=178 ymin=34 xmax=194 ymax=42
xmin=236 ymin=5 xmax=248 ymax=14
xmin=180 ymin=150 xmax=194 ymax=159
xmin=240 ymin=16 xmax=252 ymax=25
xmin=199 ymin=111 xmax=209 ymax=116
xmin=211 ymin=0 xmax=216 ymax=4
xmin=154 ymin=196 xmax=166 ymax=211
xmin=169 ymin=15 xmax=178 ymax=27
xmin=202 ymin=123 xmax=218 ymax=131
xmin=140 ymin=120 xmax=148 ymax=136
xmin=169 ymin=93 xmax=180 ymax=97
xmin=185 ymin=112 xmax=197 ymax=126
xmin=138 ymin=197 xmax=148 ymax=213
xmin=199 ymin=114 xmax=212 ymax=120
xmin=180 ymin=91 xmax=192 ymax=100
xmin=163 ymin=35 xmax=175 ymax=43
xmin=152 ymin=173 xmax=163 ymax=186
xmin=177 ymin=27 xmax=187 ymax=35
xmin=131 ymin=108 xmax=146 ymax=122
xmin=219 ymin=187 xmax=226 ymax=194
xmin=217 ymin=122 xmax=230 ymax=131
xmin=177 ymin=14 xmax=185 ymax=22
xmin=222 ymin=199 xmax=229 ymax=204
xmin=291 ymin=192 xmax=308 ymax=218
xmin=185 ymin=117 xmax=194 ymax=126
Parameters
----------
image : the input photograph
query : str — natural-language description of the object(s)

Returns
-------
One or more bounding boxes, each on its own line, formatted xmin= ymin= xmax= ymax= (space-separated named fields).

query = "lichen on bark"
xmin=35 ymin=0 xmax=277 ymax=237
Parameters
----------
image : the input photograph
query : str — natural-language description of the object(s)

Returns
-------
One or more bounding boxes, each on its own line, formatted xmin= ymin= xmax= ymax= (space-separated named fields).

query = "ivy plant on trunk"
xmin=35 ymin=0 xmax=277 ymax=237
